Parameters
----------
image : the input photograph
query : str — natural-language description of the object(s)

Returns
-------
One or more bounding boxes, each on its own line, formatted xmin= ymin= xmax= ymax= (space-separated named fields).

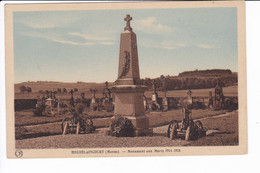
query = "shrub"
xmin=110 ymin=116 xmax=134 ymax=137
xmin=33 ymin=104 xmax=45 ymax=116
xmin=83 ymin=117 xmax=96 ymax=133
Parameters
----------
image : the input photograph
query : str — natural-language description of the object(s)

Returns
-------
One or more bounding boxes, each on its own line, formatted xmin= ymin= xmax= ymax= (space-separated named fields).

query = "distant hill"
xmin=15 ymin=69 xmax=237 ymax=94
xmin=178 ymin=69 xmax=232 ymax=77
xmin=140 ymin=69 xmax=237 ymax=91
xmin=15 ymin=81 xmax=115 ymax=94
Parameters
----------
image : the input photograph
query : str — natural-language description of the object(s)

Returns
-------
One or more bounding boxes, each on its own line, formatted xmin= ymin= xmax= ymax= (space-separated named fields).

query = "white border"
xmin=0 ymin=1 xmax=259 ymax=173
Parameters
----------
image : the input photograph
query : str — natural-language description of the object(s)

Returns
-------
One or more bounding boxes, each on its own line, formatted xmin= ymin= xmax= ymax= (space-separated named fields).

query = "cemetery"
xmin=15 ymin=15 xmax=239 ymax=148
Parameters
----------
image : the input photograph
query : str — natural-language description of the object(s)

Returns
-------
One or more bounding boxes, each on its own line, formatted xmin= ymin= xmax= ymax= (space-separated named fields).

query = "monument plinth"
xmin=111 ymin=14 xmax=152 ymax=136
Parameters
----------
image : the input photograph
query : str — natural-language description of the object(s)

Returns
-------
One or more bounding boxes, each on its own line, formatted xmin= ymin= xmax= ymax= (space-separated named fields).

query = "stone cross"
xmin=124 ymin=14 xmax=132 ymax=31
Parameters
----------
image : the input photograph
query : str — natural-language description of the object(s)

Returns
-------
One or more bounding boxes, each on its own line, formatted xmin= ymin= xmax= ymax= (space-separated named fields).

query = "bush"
xmin=33 ymin=104 xmax=45 ymax=116
xmin=110 ymin=116 xmax=134 ymax=137
xmin=83 ymin=117 xmax=96 ymax=133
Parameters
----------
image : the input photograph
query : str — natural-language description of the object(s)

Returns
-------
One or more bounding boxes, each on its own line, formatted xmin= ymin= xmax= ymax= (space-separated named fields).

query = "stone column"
xmin=111 ymin=14 xmax=152 ymax=136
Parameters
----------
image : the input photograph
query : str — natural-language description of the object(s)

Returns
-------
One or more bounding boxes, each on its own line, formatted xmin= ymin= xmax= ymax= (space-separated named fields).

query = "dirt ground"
xmin=16 ymin=111 xmax=238 ymax=149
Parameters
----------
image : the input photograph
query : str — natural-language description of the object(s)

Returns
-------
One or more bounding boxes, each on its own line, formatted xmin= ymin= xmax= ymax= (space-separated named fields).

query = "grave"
xmin=151 ymin=79 xmax=160 ymax=111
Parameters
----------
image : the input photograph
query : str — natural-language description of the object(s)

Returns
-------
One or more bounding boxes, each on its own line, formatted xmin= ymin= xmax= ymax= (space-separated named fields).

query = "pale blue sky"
xmin=13 ymin=7 xmax=238 ymax=83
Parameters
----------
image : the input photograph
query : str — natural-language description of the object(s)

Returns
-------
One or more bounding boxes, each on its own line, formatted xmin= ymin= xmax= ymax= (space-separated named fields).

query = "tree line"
xmin=139 ymin=75 xmax=237 ymax=91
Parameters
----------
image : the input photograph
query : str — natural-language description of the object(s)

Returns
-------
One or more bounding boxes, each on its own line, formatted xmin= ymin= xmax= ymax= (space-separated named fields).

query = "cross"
xmin=124 ymin=14 xmax=132 ymax=31
xmin=105 ymin=81 xmax=109 ymax=89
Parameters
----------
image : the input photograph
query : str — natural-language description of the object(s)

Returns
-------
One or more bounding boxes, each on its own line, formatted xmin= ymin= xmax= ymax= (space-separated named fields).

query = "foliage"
xmin=110 ymin=116 xmax=134 ymax=137
xmin=140 ymin=74 xmax=237 ymax=91
xmin=83 ymin=117 xmax=96 ymax=133
xmin=26 ymin=87 xmax=32 ymax=93
xmin=19 ymin=85 xmax=27 ymax=93
xmin=33 ymin=103 xmax=46 ymax=116
xmin=63 ymin=88 xmax=67 ymax=94
xmin=57 ymin=88 xmax=62 ymax=94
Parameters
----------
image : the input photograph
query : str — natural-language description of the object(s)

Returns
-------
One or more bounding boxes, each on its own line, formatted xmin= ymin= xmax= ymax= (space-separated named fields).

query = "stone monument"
xmin=151 ymin=79 xmax=160 ymax=111
xmin=111 ymin=14 xmax=152 ymax=136
xmin=162 ymin=79 xmax=168 ymax=111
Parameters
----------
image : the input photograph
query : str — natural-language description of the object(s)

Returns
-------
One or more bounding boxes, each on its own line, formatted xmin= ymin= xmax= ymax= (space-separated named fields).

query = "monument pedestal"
xmin=111 ymin=85 xmax=153 ymax=136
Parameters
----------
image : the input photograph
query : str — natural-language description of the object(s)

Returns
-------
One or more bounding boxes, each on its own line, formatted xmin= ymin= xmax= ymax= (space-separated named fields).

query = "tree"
xmin=57 ymin=88 xmax=62 ymax=94
xmin=63 ymin=88 xmax=67 ymax=94
xmin=81 ymin=92 xmax=85 ymax=99
xmin=26 ymin=87 xmax=32 ymax=95
xmin=19 ymin=85 xmax=27 ymax=94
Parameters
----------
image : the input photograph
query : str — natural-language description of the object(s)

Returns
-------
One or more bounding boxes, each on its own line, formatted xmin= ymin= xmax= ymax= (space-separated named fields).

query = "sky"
xmin=13 ymin=7 xmax=238 ymax=83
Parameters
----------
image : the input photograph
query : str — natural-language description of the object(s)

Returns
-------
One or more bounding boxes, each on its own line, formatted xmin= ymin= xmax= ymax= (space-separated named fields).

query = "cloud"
xmin=20 ymin=32 xmax=93 ymax=46
xmin=99 ymin=41 xmax=114 ymax=45
xmin=68 ymin=32 xmax=113 ymax=41
xmin=197 ymin=44 xmax=214 ymax=49
xmin=134 ymin=17 xmax=173 ymax=34
xmin=20 ymin=32 xmax=115 ymax=46
xmin=140 ymin=39 xmax=186 ymax=50
xmin=50 ymin=38 xmax=93 ymax=46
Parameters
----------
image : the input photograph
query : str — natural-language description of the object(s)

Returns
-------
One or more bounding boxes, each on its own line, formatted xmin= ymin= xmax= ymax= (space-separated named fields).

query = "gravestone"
xmin=45 ymin=98 xmax=54 ymax=116
xmin=104 ymin=81 xmax=112 ymax=103
xmin=151 ymin=79 xmax=160 ymax=111
xmin=162 ymin=79 xmax=168 ymax=111
xmin=187 ymin=89 xmax=193 ymax=106
xmin=111 ymin=14 xmax=153 ymax=136
xmin=90 ymin=88 xmax=97 ymax=110
xmin=214 ymin=84 xmax=224 ymax=110
xmin=208 ymin=91 xmax=213 ymax=109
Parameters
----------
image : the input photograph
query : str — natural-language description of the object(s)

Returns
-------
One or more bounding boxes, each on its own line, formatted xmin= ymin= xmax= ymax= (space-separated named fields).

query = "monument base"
xmin=133 ymin=128 xmax=153 ymax=136
xmin=110 ymin=84 xmax=153 ymax=136
xmin=106 ymin=115 xmax=153 ymax=137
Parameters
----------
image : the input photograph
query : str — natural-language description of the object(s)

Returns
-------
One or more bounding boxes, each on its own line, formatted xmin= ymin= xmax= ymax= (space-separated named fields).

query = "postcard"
xmin=5 ymin=1 xmax=247 ymax=158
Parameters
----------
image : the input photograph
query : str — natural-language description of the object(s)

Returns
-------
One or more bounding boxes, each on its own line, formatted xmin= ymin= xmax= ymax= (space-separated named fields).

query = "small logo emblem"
xmin=15 ymin=150 xmax=23 ymax=158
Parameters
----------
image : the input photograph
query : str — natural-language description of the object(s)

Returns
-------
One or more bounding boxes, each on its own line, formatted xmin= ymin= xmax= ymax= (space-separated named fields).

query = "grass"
xmin=15 ymin=111 xmax=238 ymax=148
xmin=16 ymin=109 xmax=232 ymax=140
xmin=186 ymin=111 xmax=238 ymax=146
xmin=15 ymin=108 xmax=114 ymax=126
xmin=148 ymin=109 xmax=229 ymax=127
